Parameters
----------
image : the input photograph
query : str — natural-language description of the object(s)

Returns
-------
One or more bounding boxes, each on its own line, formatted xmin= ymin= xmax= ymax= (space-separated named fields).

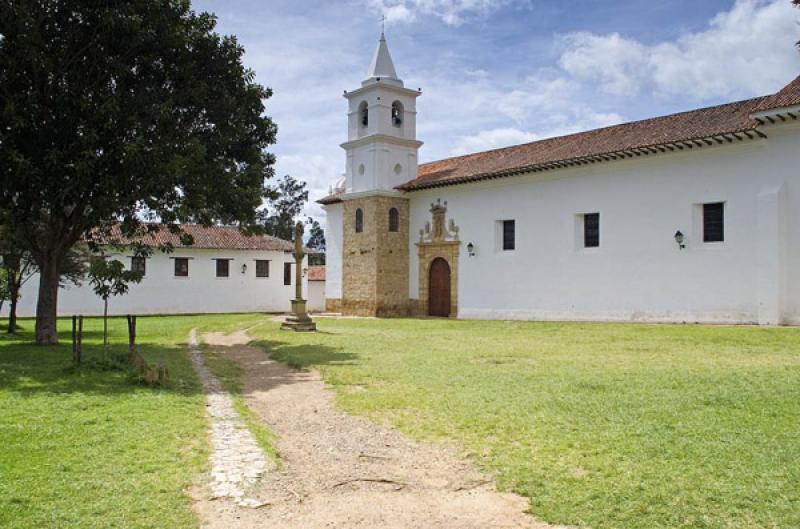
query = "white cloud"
xmin=367 ymin=0 xmax=525 ymax=26
xmin=558 ymin=0 xmax=800 ymax=100
xmin=450 ymin=112 xmax=623 ymax=156
xmin=494 ymin=77 xmax=578 ymax=124
xmin=450 ymin=127 xmax=539 ymax=155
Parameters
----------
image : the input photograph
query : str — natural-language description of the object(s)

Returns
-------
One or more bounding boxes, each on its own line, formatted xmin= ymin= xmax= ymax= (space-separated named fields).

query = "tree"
xmin=0 ymin=266 xmax=9 ymax=318
xmin=0 ymin=2 xmax=277 ymax=344
xmin=306 ymin=218 xmax=326 ymax=265
xmin=1 ymin=225 xmax=86 ymax=333
xmin=88 ymin=257 xmax=143 ymax=353
xmin=260 ymin=175 xmax=310 ymax=241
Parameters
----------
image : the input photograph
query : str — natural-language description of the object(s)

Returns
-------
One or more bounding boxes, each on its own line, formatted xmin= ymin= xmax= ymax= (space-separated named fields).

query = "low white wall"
xmin=408 ymin=122 xmax=800 ymax=325
xmin=3 ymin=248 xmax=307 ymax=317
xmin=308 ymin=281 xmax=326 ymax=312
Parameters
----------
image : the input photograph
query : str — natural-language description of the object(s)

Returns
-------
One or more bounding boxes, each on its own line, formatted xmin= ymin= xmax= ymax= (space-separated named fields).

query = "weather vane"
xmin=381 ymin=14 xmax=385 ymax=35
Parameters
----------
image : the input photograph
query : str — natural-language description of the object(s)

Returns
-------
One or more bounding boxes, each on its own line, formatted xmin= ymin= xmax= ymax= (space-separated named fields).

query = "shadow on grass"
xmin=199 ymin=336 xmax=357 ymax=400
xmin=258 ymin=340 xmax=358 ymax=370
xmin=0 ymin=339 xmax=202 ymax=397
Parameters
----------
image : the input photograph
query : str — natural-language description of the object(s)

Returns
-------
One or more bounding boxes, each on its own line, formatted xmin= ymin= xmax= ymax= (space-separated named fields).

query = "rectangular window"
xmin=502 ymin=220 xmax=515 ymax=251
xmin=174 ymin=258 xmax=189 ymax=277
xmin=255 ymin=259 xmax=270 ymax=278
xmin=703 ymin=202 xmax=724 ymax=242
xmin=284 ymin=262 xmax=292 ymax=285
xmin=584 ymin=213 xmax=600 ymax=248
xmin=215 ymin=259 xmax=230 ymax=278
xmin=131 ymin=256 xmax=146 ymax=276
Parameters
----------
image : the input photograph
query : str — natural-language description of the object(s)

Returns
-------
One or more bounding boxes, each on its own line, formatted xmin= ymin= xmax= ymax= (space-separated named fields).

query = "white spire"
xmin=365 ymin=31 xmax=398 ymax=81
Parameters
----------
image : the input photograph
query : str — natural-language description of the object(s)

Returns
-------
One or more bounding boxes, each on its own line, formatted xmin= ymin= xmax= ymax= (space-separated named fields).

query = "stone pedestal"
xmin=281 ymin=299 xmax=317 ymax=332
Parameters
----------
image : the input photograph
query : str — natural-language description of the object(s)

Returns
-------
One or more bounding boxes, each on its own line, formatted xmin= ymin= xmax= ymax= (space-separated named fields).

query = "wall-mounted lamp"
xmin=241 ymin=263 xmax=248 ymax=274
xmin=674 ymin=230 xmax=686 ymax=250
xmin=467 ymin=242 xmax=476 ymax=257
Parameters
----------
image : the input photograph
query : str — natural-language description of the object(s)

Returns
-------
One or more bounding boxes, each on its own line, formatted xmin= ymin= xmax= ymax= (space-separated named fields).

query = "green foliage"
xmin=306 ymin=218 xmax=326 ymax=265
xmin=88 ymin=258 xmax=143 ymax=303
xmin=253 ymin=318 xmax=800 ymax=529
xmin=0 ymin=266 xmax=9 ymax=309
xmin=260 ymin=174 xmax=310 ymax=241
xmin=88 ymin=257 xmax=144 ymax=349
xmin=0 ymin=1 xmax=277 ymax=342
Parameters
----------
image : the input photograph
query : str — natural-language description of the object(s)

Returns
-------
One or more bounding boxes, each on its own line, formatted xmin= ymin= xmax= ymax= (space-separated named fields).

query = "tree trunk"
xmin=103 ymin=299 xmax=108 ymax=356
xmin=35 ymin=255 xmax=60 ymax=345
xmin=8 ymin=292 xmax=18 ymax=334
xmin=6 ymin=265 xmax=18 ymax=334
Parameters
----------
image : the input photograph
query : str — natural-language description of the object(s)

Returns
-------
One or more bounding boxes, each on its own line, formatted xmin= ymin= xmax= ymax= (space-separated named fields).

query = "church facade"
xmin=321 ymin=34 xmax=800 ymax=325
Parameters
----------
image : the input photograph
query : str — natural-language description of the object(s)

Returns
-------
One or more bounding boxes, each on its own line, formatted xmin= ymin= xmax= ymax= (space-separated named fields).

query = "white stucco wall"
xmin=3 ymin=248 xmax=306 ymax=317
xmin=408 ymin=122 xmax=800 ymax=325
xmin=308 ymin=281 xmax=326 ymax=312
xmin=323 ymin=203 xmax=344 ymax=300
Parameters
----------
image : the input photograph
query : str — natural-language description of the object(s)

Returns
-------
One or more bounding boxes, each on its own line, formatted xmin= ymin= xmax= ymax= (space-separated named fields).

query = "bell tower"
xmin=342 ymin=31 xmax=422 ymax=193
xmin=338 ymin=32 xmax=422 ymax=316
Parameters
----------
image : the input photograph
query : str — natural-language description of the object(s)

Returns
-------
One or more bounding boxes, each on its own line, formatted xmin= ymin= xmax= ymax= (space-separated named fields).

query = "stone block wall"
xmin=342 ymin=195 xmax=411 ymax=316
xmin=325 ymin=298 xmax=342 ymax=313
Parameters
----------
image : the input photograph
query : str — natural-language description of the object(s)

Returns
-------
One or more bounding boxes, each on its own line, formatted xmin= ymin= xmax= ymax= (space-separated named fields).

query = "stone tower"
xmin=339 ymin=32 xmax=422 ymax=316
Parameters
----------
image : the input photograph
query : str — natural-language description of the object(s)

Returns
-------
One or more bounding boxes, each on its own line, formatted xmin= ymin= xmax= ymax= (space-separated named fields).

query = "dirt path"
xmin=193 ymin=330 xmax=565 ymax=529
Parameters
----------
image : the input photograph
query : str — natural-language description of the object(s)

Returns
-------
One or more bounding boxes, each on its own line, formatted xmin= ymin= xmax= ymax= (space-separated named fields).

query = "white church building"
xmin=320 ymin=33 xmax=800 ymax=325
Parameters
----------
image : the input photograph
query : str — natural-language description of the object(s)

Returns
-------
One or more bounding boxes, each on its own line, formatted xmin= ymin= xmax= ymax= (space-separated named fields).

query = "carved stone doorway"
xmin=428 ymin=258 xmax=451 ymax=317
xmin=417 ymin=199 xmax=460 ymax=318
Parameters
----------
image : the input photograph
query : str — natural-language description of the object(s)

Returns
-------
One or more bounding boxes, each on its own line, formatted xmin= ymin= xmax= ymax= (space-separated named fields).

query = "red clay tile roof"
xmin=317 ymin=189 xmax=344 ymax=205
xmin=307 ymin=265 xmax=326 ymax=281
xmin=95 ymin=224 xmax=295 ymax=251
xmin=754 ymin=74 xmax=800 ymax=112
xmin=399 ymin=96 xmax=769 ymax=191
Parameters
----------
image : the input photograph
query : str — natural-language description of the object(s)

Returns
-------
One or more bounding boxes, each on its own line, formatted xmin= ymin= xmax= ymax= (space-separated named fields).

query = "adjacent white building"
xmin=321 ymin=33 xmax=800 ymax=325
xmin=4 ymin=225 xmax=310 ymax=317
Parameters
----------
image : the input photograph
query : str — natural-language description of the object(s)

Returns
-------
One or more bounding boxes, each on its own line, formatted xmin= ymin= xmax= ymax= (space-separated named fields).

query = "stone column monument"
xmin=281 ymin=221 xmax=317 ymax=332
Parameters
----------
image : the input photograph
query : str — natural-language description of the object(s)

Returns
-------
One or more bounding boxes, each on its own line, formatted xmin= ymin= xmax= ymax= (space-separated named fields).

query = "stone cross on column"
xmin=281 ymin=221 xmax=317 ymax=332
xmin=293 ymin=222 xmax=305 ymax=301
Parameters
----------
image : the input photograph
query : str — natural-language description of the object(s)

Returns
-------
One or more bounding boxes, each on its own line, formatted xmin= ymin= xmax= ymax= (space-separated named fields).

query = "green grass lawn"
xmin=251 ymin=318 xmax=800 ymax=529
xmin=0 ymin=313 xmax=264 ymax=529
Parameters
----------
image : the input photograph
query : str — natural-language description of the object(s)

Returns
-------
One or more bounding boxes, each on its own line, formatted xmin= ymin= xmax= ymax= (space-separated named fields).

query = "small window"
xmin=215 ymin=259 xmax=230 ymax=278
xmin=703 ymin=202 xmax=724 ymax=242
xmin=255 ymin=259 xmax=270 ymax=278
xmin=131 ymin=256 xmax=146 ymax=276
xmin=174 ymin=258 xmax=189 ymax=277
xmin=502 ymin=220 xmax=515 ymax=251
xmin=355 ymin=208 xmax=364 ymax=233
xmin=284 ymin=262 xmax=292 ymax=285
xmin=389 ymin=208 xmax=399 ymax=232
xmin=584 ymin=213 xmax=600 ymax=248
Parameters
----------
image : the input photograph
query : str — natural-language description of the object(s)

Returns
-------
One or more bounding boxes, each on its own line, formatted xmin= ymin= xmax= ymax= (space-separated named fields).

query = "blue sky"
xmin=192 ymin=0 xmax=800 ymax=218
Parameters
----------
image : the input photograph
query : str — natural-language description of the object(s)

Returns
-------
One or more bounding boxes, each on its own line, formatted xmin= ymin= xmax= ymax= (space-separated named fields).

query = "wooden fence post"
xmin=71 ymin=315 xmax=77 ymax=364
xmin=127 ymin=315 xmax=137 ymax=359
xmin=76 ymin=315 xmax=83 ymax=364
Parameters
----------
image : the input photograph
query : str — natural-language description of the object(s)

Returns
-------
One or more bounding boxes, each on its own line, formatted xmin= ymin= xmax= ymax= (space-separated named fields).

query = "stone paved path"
xmin=189 ymin=329 xmax=271 ymax=508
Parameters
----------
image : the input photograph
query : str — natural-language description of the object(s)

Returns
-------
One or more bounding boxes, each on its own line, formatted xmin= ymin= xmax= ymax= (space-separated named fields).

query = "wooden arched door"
xmin=428 ymin=257 xmax=451 ymax=317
